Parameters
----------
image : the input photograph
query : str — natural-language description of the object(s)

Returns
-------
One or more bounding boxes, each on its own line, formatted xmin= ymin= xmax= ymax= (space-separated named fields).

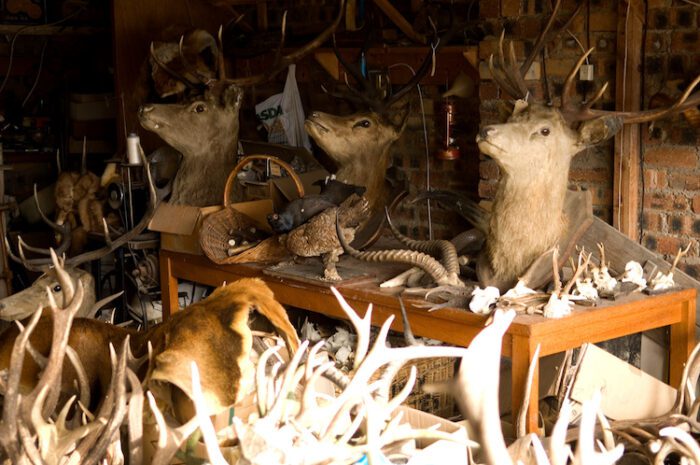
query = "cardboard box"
xmin=569 ymin=343 xmax=677 ymax=420
xmin=148 ymin=199 xmax=275 ymax=256
xmin=396 ymin=405 xmax=468 ymax=465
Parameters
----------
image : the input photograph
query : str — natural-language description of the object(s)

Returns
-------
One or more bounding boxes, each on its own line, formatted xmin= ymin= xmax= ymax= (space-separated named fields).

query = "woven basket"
xmin=370 ymin=357 xmax=458 ymax=419
xmin=199 ymin=155 xmax=305 ymax=265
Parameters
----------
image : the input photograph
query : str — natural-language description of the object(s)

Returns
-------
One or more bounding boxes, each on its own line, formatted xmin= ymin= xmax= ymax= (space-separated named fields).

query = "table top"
xmin=162 ymin=249 xmax=696 ymax=356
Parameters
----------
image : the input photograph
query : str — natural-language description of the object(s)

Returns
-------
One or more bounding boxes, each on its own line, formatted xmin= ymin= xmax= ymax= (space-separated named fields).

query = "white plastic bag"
xmin=255 ymin=64 xmax=311 ymax=150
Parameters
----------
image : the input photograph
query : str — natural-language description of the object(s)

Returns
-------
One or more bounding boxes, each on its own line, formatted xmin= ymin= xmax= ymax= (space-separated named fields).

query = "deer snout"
xmin=479 ymin=126 xmax=496 ymax=139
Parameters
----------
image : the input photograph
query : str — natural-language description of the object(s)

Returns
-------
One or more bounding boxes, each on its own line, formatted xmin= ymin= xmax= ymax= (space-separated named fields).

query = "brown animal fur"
xmin=0 ymin=278 xmax=299 ymax=418
xmin=139 ymin=84 xmax=243 ymax=207
xmin=304 ymin=109 xmax=407 ymax=217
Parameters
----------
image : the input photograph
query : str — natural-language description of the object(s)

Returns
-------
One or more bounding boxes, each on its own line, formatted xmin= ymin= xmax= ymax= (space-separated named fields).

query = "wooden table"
xmin=160 ymin=249 xmax=696 ymax=433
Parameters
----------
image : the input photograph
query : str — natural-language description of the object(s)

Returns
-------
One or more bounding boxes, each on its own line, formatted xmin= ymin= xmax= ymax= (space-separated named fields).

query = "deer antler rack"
xmin=488 ymin=0 xmax=582 ymax=101
xmin=152 ymin=0 xmax=345 ymax=93
xmin=326 ymin=17 xmax=459 ymax=114
xmin=490 ymin=0 xmax=700 ymax=125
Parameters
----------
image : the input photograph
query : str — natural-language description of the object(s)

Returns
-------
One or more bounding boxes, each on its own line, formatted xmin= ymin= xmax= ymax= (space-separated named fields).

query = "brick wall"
xmin=641 ymin=0 xmax=700 ymax=278
xmin=476 ymin=0 xmax=700 ymax=277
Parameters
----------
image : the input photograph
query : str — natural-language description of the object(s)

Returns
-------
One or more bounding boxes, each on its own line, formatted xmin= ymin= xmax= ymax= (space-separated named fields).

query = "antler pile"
xmin=0 ymin=252 xmax=142 ymax=465
xmin=229 ymin=287 xmax=475 ymax=464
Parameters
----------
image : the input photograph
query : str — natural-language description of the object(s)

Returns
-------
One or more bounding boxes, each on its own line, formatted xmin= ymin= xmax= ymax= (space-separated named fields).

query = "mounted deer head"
xmin=305 ymin=30 xmax=448 ymax=239
xmin=1 ymin=151 xmax=157 ymax=322
xmin=476 ymin=0 xmax=700 ymax=290
xmin=139 ymin=3 xmax=344 ymax=207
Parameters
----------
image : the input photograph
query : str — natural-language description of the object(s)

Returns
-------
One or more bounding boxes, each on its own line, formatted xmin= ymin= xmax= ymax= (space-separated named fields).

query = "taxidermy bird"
xmin=267 ymin=178 xmax=366 ymax=233
xmin=268 ymin=196 xmax=336 ymax=233
xmin=284 ymin=194 xmax=369 ymax=280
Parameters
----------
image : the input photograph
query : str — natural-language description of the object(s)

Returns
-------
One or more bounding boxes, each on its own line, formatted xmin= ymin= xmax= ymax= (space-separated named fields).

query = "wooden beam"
xmin=612 ymin=0 xmax=645 ymax=241
xmin=371 ymin=0 xmax=425 ymax=44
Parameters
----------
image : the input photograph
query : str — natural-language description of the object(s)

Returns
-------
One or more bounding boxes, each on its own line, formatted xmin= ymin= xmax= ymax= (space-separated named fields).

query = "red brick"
xmin=644 ymin=146 xmax=698 ymax=168
xmin=656 ymin=235 xmax=682 ymax=255
xmin=645 ymin=32 xmax=668 ymax=53
xmin=671 ymin=31 xmax=700 ymax=51
xmin=569 ymin=168 xmax=609 ymax=183
xmin=480 ymin=0 xmax=500 ymax=18
xmin=648 ymin=0 xmax=671 ymax=8
xmin=478 ymin=180 xmax=498 ymax=199
xmin=501 ymin=0 xmax=521 ymax=16
xmin=589 ymin=11 xmax=618 ymax=32
xmin=644 ymin=169 xmax=668 ymax=189
xmin=673 ymin=194 xmax=690 ymax=211
xmin=479 ymin=159 xmax=500 ymax=180
xmin=672 ymin=7 xmax=696 ymax=28
xmin=643 ymin=211 xmax=664 ymax=232
xmin=643 ymin=192 xmax=674 ymax=210
xmin=479 ymin=81 xmax=500 ymax=100
xmin=669 ymin=173 xmax=700 ymax=190
xmin=693 ymin=195 xmax=700 ymax=213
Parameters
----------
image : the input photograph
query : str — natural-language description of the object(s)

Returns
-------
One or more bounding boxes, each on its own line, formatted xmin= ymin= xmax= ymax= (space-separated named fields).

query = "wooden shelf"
xmin=0 ymin=24 xmax=107 ymax=36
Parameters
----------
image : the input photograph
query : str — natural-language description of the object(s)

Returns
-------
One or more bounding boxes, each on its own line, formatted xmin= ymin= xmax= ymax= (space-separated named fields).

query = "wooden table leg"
xmin=159 ymin=252 xmax=179 ymax=320
xmin=669 ymin=296 xmax=696 ymax=386
xmin=511 ymin=335 xmax=540 ymax=434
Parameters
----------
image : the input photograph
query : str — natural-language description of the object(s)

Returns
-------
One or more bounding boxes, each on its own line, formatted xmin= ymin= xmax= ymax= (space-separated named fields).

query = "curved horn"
xmin=384 ymin=207 xmax=460 ymax=275
xmin=336 ymin=214 xmax=452 ymax=286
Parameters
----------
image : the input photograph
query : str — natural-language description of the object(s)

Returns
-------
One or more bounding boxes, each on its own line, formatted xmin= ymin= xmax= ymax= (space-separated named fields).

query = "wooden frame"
xmin=613 ymin=0 xmax=645 ymax=240
xmin=160 ymin=249 xmax=696 ymax=433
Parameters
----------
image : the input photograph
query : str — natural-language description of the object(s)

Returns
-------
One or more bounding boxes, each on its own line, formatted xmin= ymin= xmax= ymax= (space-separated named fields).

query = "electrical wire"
xmin=387 ymin=62 xmax=433 ymax=240
xmin=0 ymin=4 xmax=88 ymax=98
xmin=678 ymin=0 xmax=700 ymax=7
xmin=21 ymin=38 xmax=48 ymax=107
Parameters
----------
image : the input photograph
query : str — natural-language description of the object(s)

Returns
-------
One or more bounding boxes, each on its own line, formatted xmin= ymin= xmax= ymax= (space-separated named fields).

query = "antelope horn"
xmin=146 ymin=391 xmax=201 ymax=465
xmin=385 ymin=207 xmax=460 ymax=275
xmin=336 ymin=214 xmax=452 ymax=286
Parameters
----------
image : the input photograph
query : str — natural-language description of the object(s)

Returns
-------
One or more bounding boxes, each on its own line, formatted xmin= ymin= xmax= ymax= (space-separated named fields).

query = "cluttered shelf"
xmin=0 ymin=24 xmax=107 ymax=35
xmin=158 ymin=248 xmax=696 ymax=434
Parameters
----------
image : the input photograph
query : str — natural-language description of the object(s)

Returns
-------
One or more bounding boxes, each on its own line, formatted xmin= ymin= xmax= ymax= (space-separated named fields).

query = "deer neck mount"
xmin=305 ymin=108 xmax=407 ymax=214
xmin=140 ymin=4 xmax=344 ymax=207
xmin=477 ymin=102 xmax=620 ymax=284
xmin=139 ymin=84 xmax=243 ymax=207
xmin=475 ymin=0 xmax=700 ymax=290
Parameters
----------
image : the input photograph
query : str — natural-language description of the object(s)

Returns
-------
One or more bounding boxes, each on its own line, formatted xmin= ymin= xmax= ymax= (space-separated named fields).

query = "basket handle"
xmin=223 ymin=154 xmax=306 ymax=207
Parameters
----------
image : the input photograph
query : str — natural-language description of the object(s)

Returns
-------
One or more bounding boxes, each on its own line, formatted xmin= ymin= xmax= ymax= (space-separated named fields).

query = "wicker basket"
xmin=199 ymin=155 xmax=305 ymax=265
xmin=368 ymin=356 xmax=458 ymax=419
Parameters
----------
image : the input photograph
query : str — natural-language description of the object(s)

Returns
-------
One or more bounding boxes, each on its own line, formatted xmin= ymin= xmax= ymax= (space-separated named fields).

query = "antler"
xmin=222 ymin=0 xmax=345 ymax=88
xmin=560 ymin=53 xmax=700 ymax=124
xmin=328 ymin=20 xmax=455 ymax=114
xmin=489 ymin=0 xmax=582 ymax=100
xmin=6 ymin=149 xmax=157 ymax=272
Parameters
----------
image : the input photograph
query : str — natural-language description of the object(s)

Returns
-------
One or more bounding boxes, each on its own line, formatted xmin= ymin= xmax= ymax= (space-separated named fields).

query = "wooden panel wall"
xmin=112 ymin=0 xmax=227 ymax=153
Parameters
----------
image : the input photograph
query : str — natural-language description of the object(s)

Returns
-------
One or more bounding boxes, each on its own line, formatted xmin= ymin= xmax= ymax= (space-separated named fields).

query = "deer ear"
xmin=222 ymin=84 xmax=243 ymax=112
xmin=576 ymin=116 xmax=623 ymax=147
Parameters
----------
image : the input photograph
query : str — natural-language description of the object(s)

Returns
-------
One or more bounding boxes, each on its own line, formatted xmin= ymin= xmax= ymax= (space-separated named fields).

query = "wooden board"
xmin=613 ymin=0 xmax=645 ymax=240
xmin=579 ymin=216 xmax=700 ymax=341
xmin=263 ymin=258 xmax=375 ymax=287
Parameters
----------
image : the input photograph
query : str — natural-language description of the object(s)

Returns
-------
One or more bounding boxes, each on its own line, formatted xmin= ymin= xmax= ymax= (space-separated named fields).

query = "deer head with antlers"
xmin=305 ymin=28 xmax=451 ymax=244
xmin=0 ymin=150 xmax=157 ymax=323
xmin=476 ymin=0 xmax=700 ymax=291
xmin=139 ymin=3 xmax=344 ymax=207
